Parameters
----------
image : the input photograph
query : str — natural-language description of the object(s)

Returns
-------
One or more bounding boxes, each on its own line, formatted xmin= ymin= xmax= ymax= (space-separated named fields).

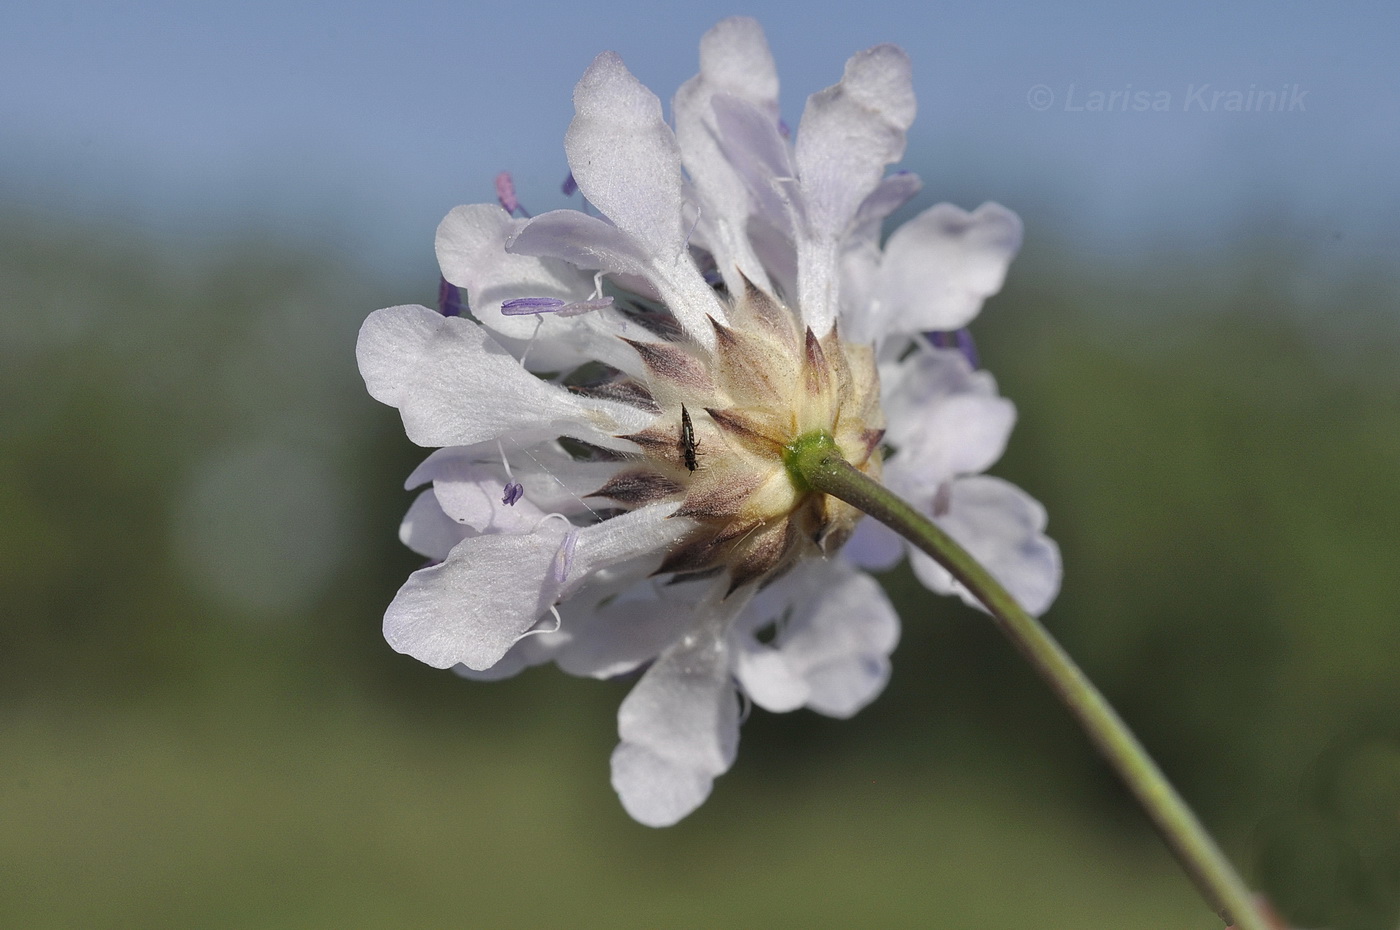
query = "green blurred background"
xmin=2 ymin=198 xmax=1397 ymax=929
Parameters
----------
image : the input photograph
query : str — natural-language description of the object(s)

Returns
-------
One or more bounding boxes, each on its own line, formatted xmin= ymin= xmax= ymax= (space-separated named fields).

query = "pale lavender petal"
xmin=673 ymin=17 xmax=780 ymax=294
xmin=733 ymin=639 xmax=808 ymax=712
xmin=776 ymin=562 xmax=899 ymax=718
xmin=398 ymin=488 xmax=470 ymax=561
xmin=884 ymin=392 xmax=1016 ymax=498
xmin=736 ymin=559 xmax=899 ymax=718
xmin=435 ymin=204 xmax=593 ymax=338
xmin=840 ymin=514 xmax=904 ymax=571
xmin=909 ymin=475 xmax=1061 ymax=617
xmin=453 ymin=629 xmax=555 ymax=681
xmin=552 ymin=582 xmax=698 ymax=679
xmin=794 ymin=44 xmax=915 ymax=335
xmin=356 ymin=304 xmax=639 ymax=449
xmin=840 ymin=171 xmax=923 ymax=342
xmin=405 ymin=442 xmax=626 ymax=520
xmin=873 ymin=202 xmax=1022 ymax=337
xmin=611 ymin=606 xmax=740 ymax=827
xmin=564 ymin=52 xmax=725 ymax=342
xmin=881 ymin=344 xmax=1015 ymax=488
xmin=507 ymin=209 xmax=652 ymax=280
xmin=710 ymin=93 xmax=799 ymax=240
xmin=426 ymin=457 xmax=543 ymax=533
xmin=356 ymin=303 xmax=442 ymax=409
xmin=384 ymin=520 xmax=572 ymax=670
xmin=566 ymin=52 xmax=687 ymax=261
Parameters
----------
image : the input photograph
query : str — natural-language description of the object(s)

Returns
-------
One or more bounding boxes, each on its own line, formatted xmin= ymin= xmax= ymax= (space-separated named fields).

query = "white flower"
xmin=357 ymin=17 xmax=1060 ymax=827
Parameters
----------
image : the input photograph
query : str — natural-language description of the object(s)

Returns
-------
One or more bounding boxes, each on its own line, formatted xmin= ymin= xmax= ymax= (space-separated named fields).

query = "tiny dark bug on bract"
xmin=679 ymin=405 xmax=700 ymax=472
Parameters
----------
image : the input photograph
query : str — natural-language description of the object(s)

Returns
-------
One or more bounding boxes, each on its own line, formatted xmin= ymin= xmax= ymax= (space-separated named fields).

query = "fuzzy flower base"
xmin=358 ymin=17 xmax=1059 ymax=827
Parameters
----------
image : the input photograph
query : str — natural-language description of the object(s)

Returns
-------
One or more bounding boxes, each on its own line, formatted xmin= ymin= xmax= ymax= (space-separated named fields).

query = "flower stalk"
xmin=786 ymin=434 xmax=1269 ymax=930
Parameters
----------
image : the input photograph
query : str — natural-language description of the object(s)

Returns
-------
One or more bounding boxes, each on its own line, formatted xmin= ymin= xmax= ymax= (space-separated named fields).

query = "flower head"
xmin=358 ymin=17 xmax=1059 ymax=826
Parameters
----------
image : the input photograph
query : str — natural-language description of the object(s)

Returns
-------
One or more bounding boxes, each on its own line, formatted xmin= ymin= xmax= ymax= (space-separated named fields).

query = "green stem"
xmin=787 ymin=434 xmax=1268 ymax=930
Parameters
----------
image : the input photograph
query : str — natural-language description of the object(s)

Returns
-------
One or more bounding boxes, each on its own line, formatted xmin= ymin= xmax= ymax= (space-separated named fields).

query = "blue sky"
xmin=3 ymin=0 xmax=1397 ymax=272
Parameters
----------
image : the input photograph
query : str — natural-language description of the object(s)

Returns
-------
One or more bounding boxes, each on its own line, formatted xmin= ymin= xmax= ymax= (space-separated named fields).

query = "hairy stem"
xmin=786 ymin=434 xmax=1268 ymax=930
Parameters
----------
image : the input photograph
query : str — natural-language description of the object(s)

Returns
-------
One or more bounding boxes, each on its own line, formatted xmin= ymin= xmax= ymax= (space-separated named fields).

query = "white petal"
xmin=840 ymin=171 xmax=923 ymax=344
xmin=356 ymin=303 xmax=441 ymax=408
xmin=398 ymin=488 xmax=470 ymax=561
xmin=794 ymin=44 xmax=915 ymax=335
xmin=882 ymin=344 xmax=1015 ymax=490
xmin=909 ymin=475 xmax=1062 ymax=617
xmin=552 ymin=581 xmax=697 ymax=679
xmin=733 ymin=639 xmax=809 ymax=712
xmin=421 ymin=456 xmax=545 ymax=533
xmin=748 ymin=559 xmax=900 ymax=718
xmin=564 ymin=52 xmax=724 ymax=345
xmin=840 ymin=515 xmax=904 ymax=572
xmin=383 ymin=520 xmax=571 ymax=670
xmin=356 ymin=304 xmax=626 ymax=448
xmin=452 ymin=629 xmax=554 ymax=681
xmin=885 ymin=392 xmax=1016 ymax=498
xmin=673 ymin=17 xmax=779 ymax=294
xmin=507 ymin=209 xmax=652 ymax=281
xmin=710 ymin=93 xmax=800 ymax=232
xmin=567 ymin=502 xmax=691 ymax=585
xmin=435 ymin=204 xmax=591 ymax=337
xmin=873 ymin=202 xmax=1022 ymax=336
xmin=567 ymin=52 xmax=687 ymax=268
xmin=611 ymin=609 xmax=739 ymax=827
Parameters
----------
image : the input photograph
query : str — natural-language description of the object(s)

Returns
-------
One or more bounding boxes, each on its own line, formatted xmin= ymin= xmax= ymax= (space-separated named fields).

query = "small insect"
xmin=679 ymin=405 xmax=700 ymax=472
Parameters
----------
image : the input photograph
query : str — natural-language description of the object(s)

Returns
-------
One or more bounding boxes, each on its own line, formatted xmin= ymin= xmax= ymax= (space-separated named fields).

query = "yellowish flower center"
xmin=589 ymin=282 xmax=885 ymax=591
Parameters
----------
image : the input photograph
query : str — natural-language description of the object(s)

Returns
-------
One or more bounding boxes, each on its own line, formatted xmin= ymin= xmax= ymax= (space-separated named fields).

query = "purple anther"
xmin=501 ymin=481 xmax=525 ymax=506
xmin=778 ymin=119 xmax=791 ymax=139
xmin=552 ymin=529 xmax=579 ymax=584
xmin=561 ymin=172 xmax=578 ymax=197
xmin=925 ymin=328 xmax=980 ymax=369
xmin=501 ymin=295 xmax=613 ymax=318
xmin=438 ymin=276 xmax=463 ymax=317
xmin=495 ymin=170 xmax=521 ymax=215
xmin=954 ymin=328 xmax=981 ymax=370
xmin=501 ymin=296 xmax=566 ymax=315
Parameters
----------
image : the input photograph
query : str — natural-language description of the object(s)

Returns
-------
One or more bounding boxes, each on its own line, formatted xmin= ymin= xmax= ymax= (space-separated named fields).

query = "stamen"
xmin=557 ymin=297 xmax=613 ymax=317
xmin=495 ymin=171 xmax=531 ymax=218
xmin=502 ymin=297 xmax=566 ymax=315
xmin=496 ymin=439 xmax=516 ymax=479
xmin=501 ymin=481 xmax=525 ymax=506
xmin=552 ymin=528 xmax=579 ymax=584
xmin=561 ymin=172 xmax=578 ymax=197
xmin=517 ymin=316 xmax=544 ymax=369
xmin=518 ymin=446 xmax=603 ymax=523
xmin=438 ymin=277 xmax=463 ymax=317
xmin=680 ymin=205 xmax=702 ymax=258
xmin=501 ymin=295 xmax=614 ymax=318
xmin=514 ymin=605 xmax=563 ymax=642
